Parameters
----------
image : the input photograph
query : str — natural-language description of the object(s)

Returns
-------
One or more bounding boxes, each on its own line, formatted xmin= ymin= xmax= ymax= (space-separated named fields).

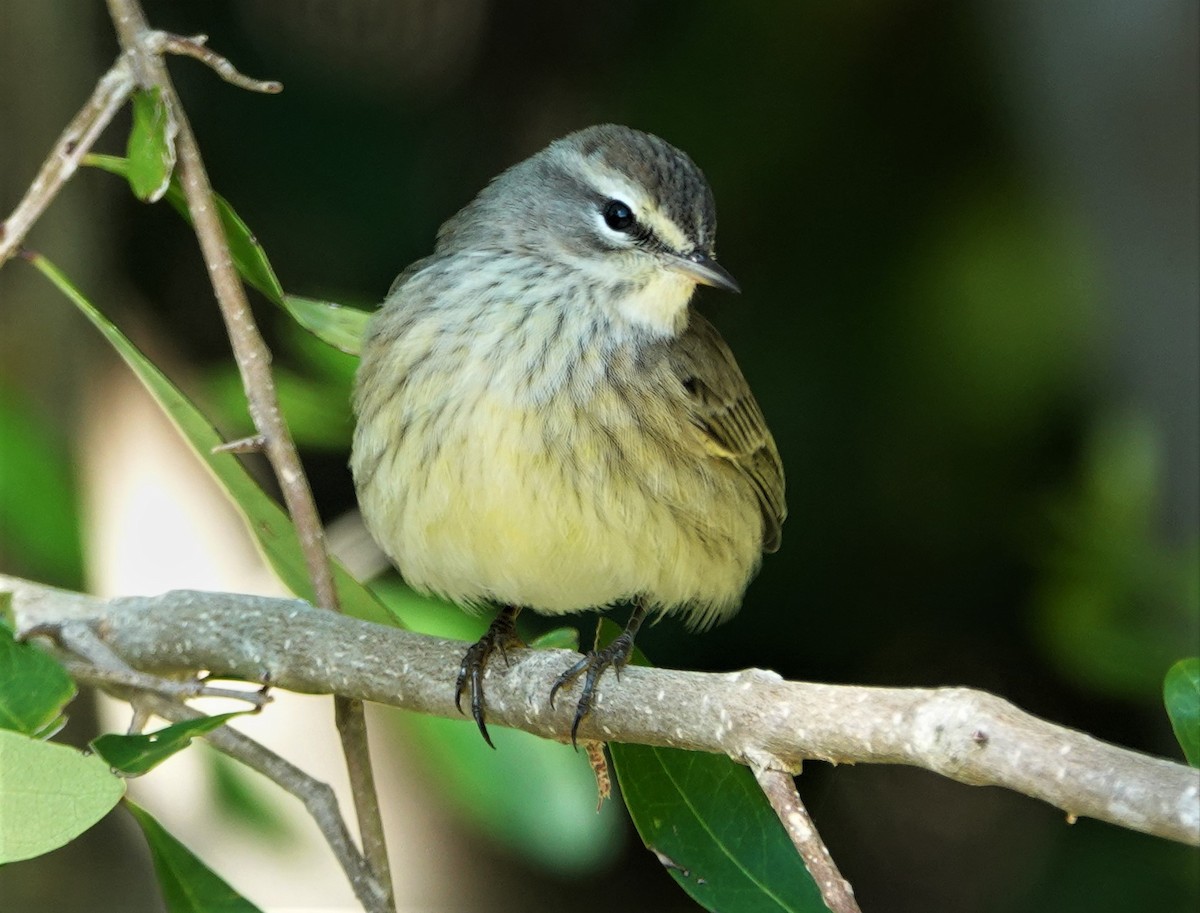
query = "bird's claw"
xmin=454 ymin=607 xmax=522 ymax=749
xmin=549 ymin=631 xmax=635 ymax=748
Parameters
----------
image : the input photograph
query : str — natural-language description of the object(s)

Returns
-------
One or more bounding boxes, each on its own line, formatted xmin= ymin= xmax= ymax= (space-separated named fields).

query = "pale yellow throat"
xmin=612 ymin=269 xmax=696 ymax=337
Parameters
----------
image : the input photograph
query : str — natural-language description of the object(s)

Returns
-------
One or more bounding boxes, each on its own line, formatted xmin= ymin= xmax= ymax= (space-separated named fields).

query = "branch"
xmin=752 ymin=763 xmax=860 ymax=913
xmin=0 ymin=58 xmax=134 ymax=267
xmin=102 ymin=1 xmax=392 ymax=902
xmin=101 ymin=0 xmax=337 ymax=623
xmin=143 ymin=32 xmax=282 ymax=94
xmin=7 ymin=575 xmax=1197 ymax=848
xmin=140 ymin=693 xmax=390 ymax=913
xmin=50 ymin=623 xmax=389 ymax=913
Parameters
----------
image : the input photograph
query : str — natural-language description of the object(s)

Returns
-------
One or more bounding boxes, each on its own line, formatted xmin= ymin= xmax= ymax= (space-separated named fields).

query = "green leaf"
xmin=0 ymin=387 xmax=85 ymax=585
xmin=0 ymin=617 xmax=76 ymax=736
xmin=206 ymin=746 xmax=293 ymax=841
xmin=529 ymin=626 xmax=581 ymax=652
xmin=0 ymin=729 xmax=126 ymax=863
xmin=401 ymin=713 xmax=622 ymax=873
xmin=597 ymin=621 xmax=823 ymax=912
xmin=126 ymin=800 xmax=264 ymax=913
xmin=125 ymin=88 xmax=176 ymax=202
xmin=281 ymin=318 xmax=360 ymax=388
xmin=282 ymin=295 xmax=369 ymax=356
xmin=92 ymin=712 xmax=249 ymax=776
xmin=201 ymin=320 xmax=360 ymax=451
xmin=367 ymin=576 xmax=483 ymax=639
xmin=206 ymin=363 xmax=354 ymax=451
xmin=612 ymin=743 xmax=825 ymax=913
xmin=23 ymin=253 xmax=396 ymax=628
xmin=1034 ymin=416 xmax=1200 ymax=699
xmin=1164 ymin=658 xmax=1200 ymax=766
xmin=84 ymin=154 xmax=284 ymax=304
xmin=85 ymin=156 xmax=372 ymax=357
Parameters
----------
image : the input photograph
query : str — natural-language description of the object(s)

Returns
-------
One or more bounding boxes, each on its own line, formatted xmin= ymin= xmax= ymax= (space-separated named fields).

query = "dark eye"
xmin=602 ymin=199 xmax=635 ymax=232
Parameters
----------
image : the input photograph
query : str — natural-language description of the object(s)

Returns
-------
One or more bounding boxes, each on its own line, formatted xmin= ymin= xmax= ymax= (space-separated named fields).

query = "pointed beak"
xmin=669 ymin=250 xmax=741 ymax=294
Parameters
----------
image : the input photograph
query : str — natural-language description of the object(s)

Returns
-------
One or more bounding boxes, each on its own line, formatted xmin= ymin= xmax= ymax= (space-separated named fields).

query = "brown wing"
xmin=668 ymin=313 xmax=787 ymax=552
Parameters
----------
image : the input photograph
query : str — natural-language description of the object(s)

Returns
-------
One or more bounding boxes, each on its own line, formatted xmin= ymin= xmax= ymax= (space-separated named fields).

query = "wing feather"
xmin=668 ymin=314 xmax=787 ymax=552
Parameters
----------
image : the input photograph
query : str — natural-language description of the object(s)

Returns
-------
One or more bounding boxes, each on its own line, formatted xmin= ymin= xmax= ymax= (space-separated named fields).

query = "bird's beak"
xmin=670 ymin=250 xmax=741 ymax=294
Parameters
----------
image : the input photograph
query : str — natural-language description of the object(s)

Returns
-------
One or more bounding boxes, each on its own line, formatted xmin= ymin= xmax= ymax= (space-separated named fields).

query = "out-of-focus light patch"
xmin=78 ymin=366 xmax=487 ymax=911
xmin=80 ymin=368 xmax=280 ymax=600
xmin=126 ymin=694 xmax=362 ymax=913
xmin=79 ymin=368 xmax=359 ymax=910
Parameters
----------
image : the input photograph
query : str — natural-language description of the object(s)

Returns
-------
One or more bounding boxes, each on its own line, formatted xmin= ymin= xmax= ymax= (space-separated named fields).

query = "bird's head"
xmin=438 ymin=124 xmax=738 ymax=337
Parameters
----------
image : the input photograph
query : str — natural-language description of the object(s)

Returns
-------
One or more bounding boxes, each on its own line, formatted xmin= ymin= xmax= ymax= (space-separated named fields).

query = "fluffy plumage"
xmin=352 ymin=125 xmax=785 ymax=631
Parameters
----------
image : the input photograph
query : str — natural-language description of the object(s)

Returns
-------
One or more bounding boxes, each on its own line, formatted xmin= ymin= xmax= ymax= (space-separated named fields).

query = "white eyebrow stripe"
xmin=580 ymin=161 xmax=691 ymax=252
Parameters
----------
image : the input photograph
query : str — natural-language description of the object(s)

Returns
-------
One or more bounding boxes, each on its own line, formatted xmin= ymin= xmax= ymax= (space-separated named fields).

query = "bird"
xmin=350 ymin=124 xmax=785 ymax=747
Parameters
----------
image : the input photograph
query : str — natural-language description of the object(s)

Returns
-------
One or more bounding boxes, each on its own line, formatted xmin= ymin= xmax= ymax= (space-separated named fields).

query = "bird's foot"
xmin=455 ymin=606 xmax=523 ymax=748
xmin=549 ymin=630 xmax=636 ymax=749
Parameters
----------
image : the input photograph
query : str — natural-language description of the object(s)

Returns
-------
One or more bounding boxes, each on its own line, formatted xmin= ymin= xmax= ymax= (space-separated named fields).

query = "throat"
xmin=612 ymin=272 xmax=695 ymax=338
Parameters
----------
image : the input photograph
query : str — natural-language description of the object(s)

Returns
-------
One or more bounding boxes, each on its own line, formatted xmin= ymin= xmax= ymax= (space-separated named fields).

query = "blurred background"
xmin=1 ymin=1 xmax=1197 ymax=911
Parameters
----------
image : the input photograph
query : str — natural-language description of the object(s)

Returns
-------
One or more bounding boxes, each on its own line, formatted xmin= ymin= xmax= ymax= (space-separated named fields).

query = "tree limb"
xmin=752 ymin=762 xmax=861 ymax=913
xmin=6 ymin=574 xmax=1197 ymax=848
xmin=140 ymin=692 xmax=391 ymax=913
xmin=28 ymin=612 xmax=388 ymax=913
xmin=101 ymin=1 xmax=393 ymax=903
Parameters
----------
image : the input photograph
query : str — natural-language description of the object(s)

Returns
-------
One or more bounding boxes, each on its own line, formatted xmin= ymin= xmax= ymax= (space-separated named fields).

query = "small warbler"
xmin=351 ymin=125 xmax=785 ymax=746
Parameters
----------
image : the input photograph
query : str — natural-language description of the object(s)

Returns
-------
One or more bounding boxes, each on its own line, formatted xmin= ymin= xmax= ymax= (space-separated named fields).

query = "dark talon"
xmin=549 ymin=655 xmax=590 ymax=709
xmin=454 ymin=605 xmax=522 ymax=748
xmin=550 ymin=604 xmax=647 ymax=749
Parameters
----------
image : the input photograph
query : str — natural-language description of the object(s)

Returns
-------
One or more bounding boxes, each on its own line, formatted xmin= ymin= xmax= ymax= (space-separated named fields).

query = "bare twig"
xmin=212 ymin=434 xmax=267 ymax=454
xmin=752 ymin=760 xmax=860 ymax=913
xmin=8 ymin=577 xmax=1198 ymax=848
xmin=0 ymin=58 xmax=134 ymax=266
xmin=90 ymin=680 xmax=384 ymax=906
xmin=24 ymin=604 xmax=388 ymax=913
xmin=102 ymin=0 xmax=339 ymax=616
xmin=101 ymin=1 xmax=394 ymax=904
xmin=144 ymin=32 xmax=283 ymax=94
xmin=22 ymin=621 xmax=271 ymax=709
xmin=140 ymin=694 xmax=390 ymax=913
xmin=334 ymin=697 xmax=391 ymax=893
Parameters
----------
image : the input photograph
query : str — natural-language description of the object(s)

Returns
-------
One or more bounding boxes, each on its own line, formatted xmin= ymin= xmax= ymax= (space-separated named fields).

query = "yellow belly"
xmin=354 ymin=381 xmax=761 ymax=628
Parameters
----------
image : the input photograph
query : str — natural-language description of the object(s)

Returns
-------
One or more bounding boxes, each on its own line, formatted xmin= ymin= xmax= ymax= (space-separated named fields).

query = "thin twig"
xmin=212 ymin=434 xmax=267 ymax=454
xmin=145 ymin=697 xmax=391 ymax=913
xmin=101 ymin=0 xmax=341 ymax=616
xmin=101 ymin=3 xmax=394 ymax=905
xmin=28 ymin=608 xmax=388 ymax=913
xmin=335 ymin=698 xmax=391 ymax=890
xmin=752 ymin=760 xmax=861 ymax=913
xmin=145 ymin=32 xmax=283 ymax=94
xmin=8 ymin=578 xmax=1198 ymax=848
xmin=0 ymin=58 xmax=134 ymax=267
xmin=86 ymin=683 xmax=386 ymax=909
xmin=22 ymin=621 xmax=272 ymax=708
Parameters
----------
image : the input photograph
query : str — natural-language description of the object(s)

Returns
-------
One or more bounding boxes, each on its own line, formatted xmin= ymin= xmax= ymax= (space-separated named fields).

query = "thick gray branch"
xmin=6 ymin=575 xmax=1197 ymax=847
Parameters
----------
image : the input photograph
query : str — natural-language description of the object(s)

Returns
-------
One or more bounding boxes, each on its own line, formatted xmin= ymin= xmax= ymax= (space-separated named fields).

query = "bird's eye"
xmin=602 ymin=199 xmax=636 ymax=233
